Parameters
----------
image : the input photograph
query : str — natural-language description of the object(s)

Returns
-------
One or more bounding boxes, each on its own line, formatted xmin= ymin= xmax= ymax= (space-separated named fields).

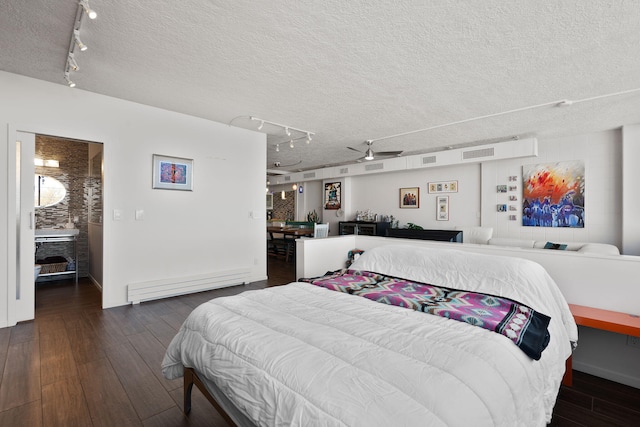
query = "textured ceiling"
xmin=2 ymin=1 xmax=640 ymax=173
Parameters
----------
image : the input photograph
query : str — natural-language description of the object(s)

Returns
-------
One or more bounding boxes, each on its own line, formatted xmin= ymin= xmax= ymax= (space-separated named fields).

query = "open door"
xmin=13 ymin=131 xmax=36 ymax=323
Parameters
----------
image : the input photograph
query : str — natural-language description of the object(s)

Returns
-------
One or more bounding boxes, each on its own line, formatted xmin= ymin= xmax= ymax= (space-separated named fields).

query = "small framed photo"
xmin=497 ymin=204 xmax=507 ymax=212
xmin=152 ymin=154 xmax=193 ymax=191
xmin=497 ymin=185 xmax=507 ymax=193
xmin=436 ymin=195 xmax=449 ymax=221
xmin=428 ymin=180 xmax=458 ymax=194
xmin=399 ymin=187 xmax=420 ymax=208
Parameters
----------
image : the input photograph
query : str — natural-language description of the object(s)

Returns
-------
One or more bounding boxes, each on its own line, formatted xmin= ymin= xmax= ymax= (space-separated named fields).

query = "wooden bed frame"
xmin=183 ymin=367 xmax=238 ymax=427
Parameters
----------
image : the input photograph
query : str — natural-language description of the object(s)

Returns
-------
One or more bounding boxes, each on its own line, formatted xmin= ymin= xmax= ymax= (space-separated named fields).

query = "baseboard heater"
xmin=127 ymin=268 xmax=251 ymax=304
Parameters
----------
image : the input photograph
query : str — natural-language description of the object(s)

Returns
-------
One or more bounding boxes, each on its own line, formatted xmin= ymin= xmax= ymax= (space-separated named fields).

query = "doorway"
xmin=15 ymin=132 xmax=104 ymax=323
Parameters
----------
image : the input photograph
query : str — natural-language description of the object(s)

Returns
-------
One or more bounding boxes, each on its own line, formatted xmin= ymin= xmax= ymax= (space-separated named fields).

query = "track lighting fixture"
xmin=275 ymin=144 xmax=280 ymax=152
xmin=248 ymin=116 xmax=314 ymax=141
xmin=289 ymin=140 xmax=294 ymax=148
xmin=63 ymin=0 xmax=97 ymax=87
xmin=306 ymin=133 xmax=312 ymax=144
xmin=74 ymin=30 xmax=87 ymax=51
xmin=80 ymin=0 xmax=97 ymax=19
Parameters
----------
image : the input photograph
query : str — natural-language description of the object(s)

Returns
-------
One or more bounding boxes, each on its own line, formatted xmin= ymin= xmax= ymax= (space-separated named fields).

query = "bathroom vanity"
xmin=35 ymin=228 xmax=79 ymax=283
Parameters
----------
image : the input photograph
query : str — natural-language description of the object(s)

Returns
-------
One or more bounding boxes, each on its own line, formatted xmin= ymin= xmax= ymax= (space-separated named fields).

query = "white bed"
xmin=162 ymin=245 xmax=578 ymax=426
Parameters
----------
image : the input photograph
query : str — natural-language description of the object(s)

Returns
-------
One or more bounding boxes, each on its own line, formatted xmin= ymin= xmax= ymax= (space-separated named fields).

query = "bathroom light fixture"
xmin=34 ymin=158 xmax=44 ymax=167
xmin=80 ymin=0 xmax=97 ymax=19
xmin=74 ymin=30 xmax=87 ymax=51
xmin=281 ymin=191 xmax=286 ymax=200
xmin=44 ymin=160 xmax=60 ymax=168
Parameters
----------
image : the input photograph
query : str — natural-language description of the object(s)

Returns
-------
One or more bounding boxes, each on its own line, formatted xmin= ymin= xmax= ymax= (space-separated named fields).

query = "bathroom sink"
xmin=35 ymin=228 xmax=79 ymax=236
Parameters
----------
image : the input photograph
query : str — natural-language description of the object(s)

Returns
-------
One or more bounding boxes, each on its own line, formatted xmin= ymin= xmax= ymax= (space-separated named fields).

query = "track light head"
xmin=68 ymin=53 xmax=79 ymax=71
xmin=289 ymin=140 xmax=294 ymax=148
xmin=64 ymin=72 xmax=76 ymax=88
xmin=306 ymin=133 xmax=312 ymax=144
xmin=74 ymin=30 xmax=87 ymax=51
xmin=258 ymin=120 xmax=264 ymax=130
xmin=285 ymin=127 xmax=291 ymax=136
xmin=275 ymin=144 xmax=279 ymax=152
xmin=80 ymin=0 xmax=97 ymax=19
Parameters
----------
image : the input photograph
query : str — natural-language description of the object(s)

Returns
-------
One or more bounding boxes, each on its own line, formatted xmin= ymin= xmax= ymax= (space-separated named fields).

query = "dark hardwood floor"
xmin=1 ymin=255 xmax=638 ymax=426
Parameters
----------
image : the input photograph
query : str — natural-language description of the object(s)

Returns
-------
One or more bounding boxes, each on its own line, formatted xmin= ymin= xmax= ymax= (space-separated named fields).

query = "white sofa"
xmin=455 ymin=226 xmax=620 ymax=256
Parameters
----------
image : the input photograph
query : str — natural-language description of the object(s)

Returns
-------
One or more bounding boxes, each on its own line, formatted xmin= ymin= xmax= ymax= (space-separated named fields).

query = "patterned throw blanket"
xmin=301 ymin=270 xmax=551 ymax=360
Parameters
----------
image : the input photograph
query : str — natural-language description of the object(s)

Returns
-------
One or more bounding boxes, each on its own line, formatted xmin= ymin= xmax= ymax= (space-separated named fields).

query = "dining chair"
xmin=313 ymin=223 xmax=329 ymax=238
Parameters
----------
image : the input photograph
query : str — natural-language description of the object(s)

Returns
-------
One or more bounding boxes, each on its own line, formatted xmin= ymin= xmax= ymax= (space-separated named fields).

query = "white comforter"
xmin=163 ymin=245 xmax=577 ymax=426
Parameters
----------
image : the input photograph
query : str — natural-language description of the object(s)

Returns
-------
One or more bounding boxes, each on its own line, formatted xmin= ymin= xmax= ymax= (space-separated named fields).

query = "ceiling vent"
xmin=422 ymin=155 xmax=437 ymax=164
xmin=339 ymin=167 xmax=349 ymax=174
xmin=365 ymin=163 xmax=384 ymax=172
xmin=462 ymin=147 xmax=495 ymax=160
xmin=284 ymin=176 xmax=291 ymax=181
xmin=303 ymin=172 xmax=316 ymax=179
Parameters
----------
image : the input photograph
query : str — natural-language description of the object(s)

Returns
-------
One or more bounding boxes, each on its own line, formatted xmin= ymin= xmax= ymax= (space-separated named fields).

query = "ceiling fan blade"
xmin=375 ymin=151 xmax=403 ymax=157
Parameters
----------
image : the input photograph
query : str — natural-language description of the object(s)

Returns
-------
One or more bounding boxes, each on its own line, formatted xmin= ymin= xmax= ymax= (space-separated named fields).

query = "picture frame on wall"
xmin=324 ymin=182 xmax=341 ymax=210
xmin=428 ymin=180 xmax=458 ymax=194
xmin=399 ymin=187 xmax=420 ymax=208
xmin=436 ymin=195 xmax=449 ymax=221
xmin=152 ymin=154 xmax=193 ymax=191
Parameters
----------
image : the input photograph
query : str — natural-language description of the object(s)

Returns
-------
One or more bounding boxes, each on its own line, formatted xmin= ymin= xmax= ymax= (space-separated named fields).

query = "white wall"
xmin=622 ymin=124 xmax=640 ymax=255
xmin=482 ymin=130 xmax=623 ymax=248
xmin=0 ymin=71 xmax=266 ymax=325
xmin=350 ymin=163 xmax=481 ymax=229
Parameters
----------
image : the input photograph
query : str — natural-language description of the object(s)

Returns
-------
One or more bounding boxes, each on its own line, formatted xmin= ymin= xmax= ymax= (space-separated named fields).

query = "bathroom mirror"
xmin=34 ymin=175 xmax=66 ymax=207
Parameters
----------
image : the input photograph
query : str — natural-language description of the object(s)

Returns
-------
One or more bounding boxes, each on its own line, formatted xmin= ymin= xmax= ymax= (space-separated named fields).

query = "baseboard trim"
xmin=573 ymin=360 xmax=640 ymax=389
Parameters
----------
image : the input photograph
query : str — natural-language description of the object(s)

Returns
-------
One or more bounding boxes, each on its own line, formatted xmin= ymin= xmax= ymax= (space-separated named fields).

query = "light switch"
xmin=135 ymin=209 xmax=144 ymax=221
xmin=113 ymin=209 xmax=123 ymax=221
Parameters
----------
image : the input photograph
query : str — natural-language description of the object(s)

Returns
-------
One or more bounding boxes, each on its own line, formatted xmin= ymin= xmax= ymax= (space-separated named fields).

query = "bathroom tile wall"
xmin=271 ymin=191 xmax=295 ymax=220
xmin=35 ymin=135 xmax=89 ymax=278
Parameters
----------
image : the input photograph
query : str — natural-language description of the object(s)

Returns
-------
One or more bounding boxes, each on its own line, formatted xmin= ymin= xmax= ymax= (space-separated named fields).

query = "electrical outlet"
xmin=627 ymin=335 xmax=640 ymax=349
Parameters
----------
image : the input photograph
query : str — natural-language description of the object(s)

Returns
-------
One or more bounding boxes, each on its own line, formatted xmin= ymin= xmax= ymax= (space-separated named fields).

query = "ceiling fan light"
xmin=364 ymin=148 xmax=374 ymax=160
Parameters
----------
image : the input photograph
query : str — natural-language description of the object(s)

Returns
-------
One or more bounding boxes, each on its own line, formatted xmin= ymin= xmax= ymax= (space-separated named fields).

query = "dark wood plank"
xmin=63 ymin=316 xmax=107 ymax=365
xmin=0 ymin=340 xmax=41 ymax=411
xmin=77 ymin=358 xmax=141 ymax=427
xmin=9 ymin=321 xmax=39 ymax=345
xmin=168 ymin=387 xmax=232 ymax=427
xmin=0 ymin=400 xmax=43 ymax=427
xmin=0 ymin=327 xmax=11 ymax=380
xmin=127 ymin=331 xmax=182 ymax=392
xmin=103 ymin=342 xmax=175 ymax=420
xmin=141 ymin=406 xmax=189 ymax=427
xmin=39 ymin=317 xmax=78 ymax=386
xmin=42 ymin=378 xmax=92 ymax=426
xmin=145 ymin=319 xmax=179 ymax=348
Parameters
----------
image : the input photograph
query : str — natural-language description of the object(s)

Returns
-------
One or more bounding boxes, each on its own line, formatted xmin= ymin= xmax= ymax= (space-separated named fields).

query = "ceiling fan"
xmin=347 ymin=140 xmax=403 ymax=161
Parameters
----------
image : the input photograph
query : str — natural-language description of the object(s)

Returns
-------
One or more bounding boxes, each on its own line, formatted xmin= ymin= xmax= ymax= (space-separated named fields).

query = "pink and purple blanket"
xmin=301 ymin=270 xmax=551 ymax=360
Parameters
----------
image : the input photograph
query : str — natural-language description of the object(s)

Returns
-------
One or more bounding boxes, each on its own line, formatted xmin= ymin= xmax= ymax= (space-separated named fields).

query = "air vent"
xmin=462 ymin=147 xmax=495 ymax=160
xmin=364 ymin=163 xmax=384 ymax=172
xmin=422 ymin=155 xmax=437 ymax=164
xmin=284 ymin=176 xmax=291 ymax=181
xmin=339 ymin=167 xmax=349 ymax=174
xmin=303 ymin=172 xmax=316 ymax=179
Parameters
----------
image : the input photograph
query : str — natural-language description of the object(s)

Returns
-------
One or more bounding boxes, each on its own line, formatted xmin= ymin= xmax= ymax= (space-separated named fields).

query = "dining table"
xmin=267 ymin=226 xmax=314 ymax=261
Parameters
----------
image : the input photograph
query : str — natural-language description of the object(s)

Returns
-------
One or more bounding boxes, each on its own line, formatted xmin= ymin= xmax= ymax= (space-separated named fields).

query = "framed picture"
xmin=399 ymin=187 xmax=420 ymax=208
xmin=436 ymin=195 xmax=449 ymax=221
xmin=324 ymin=182 xmax=341 ymax=210
xmin=428 ymin=180 xmax=458 ymax=193
xmin=152 ymin=154 xmax=193 ymax=191
xmin=266 ymin=193 xmax=273 ymax=210
xmin=497 ymin=185 xmax=507 ymax=193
